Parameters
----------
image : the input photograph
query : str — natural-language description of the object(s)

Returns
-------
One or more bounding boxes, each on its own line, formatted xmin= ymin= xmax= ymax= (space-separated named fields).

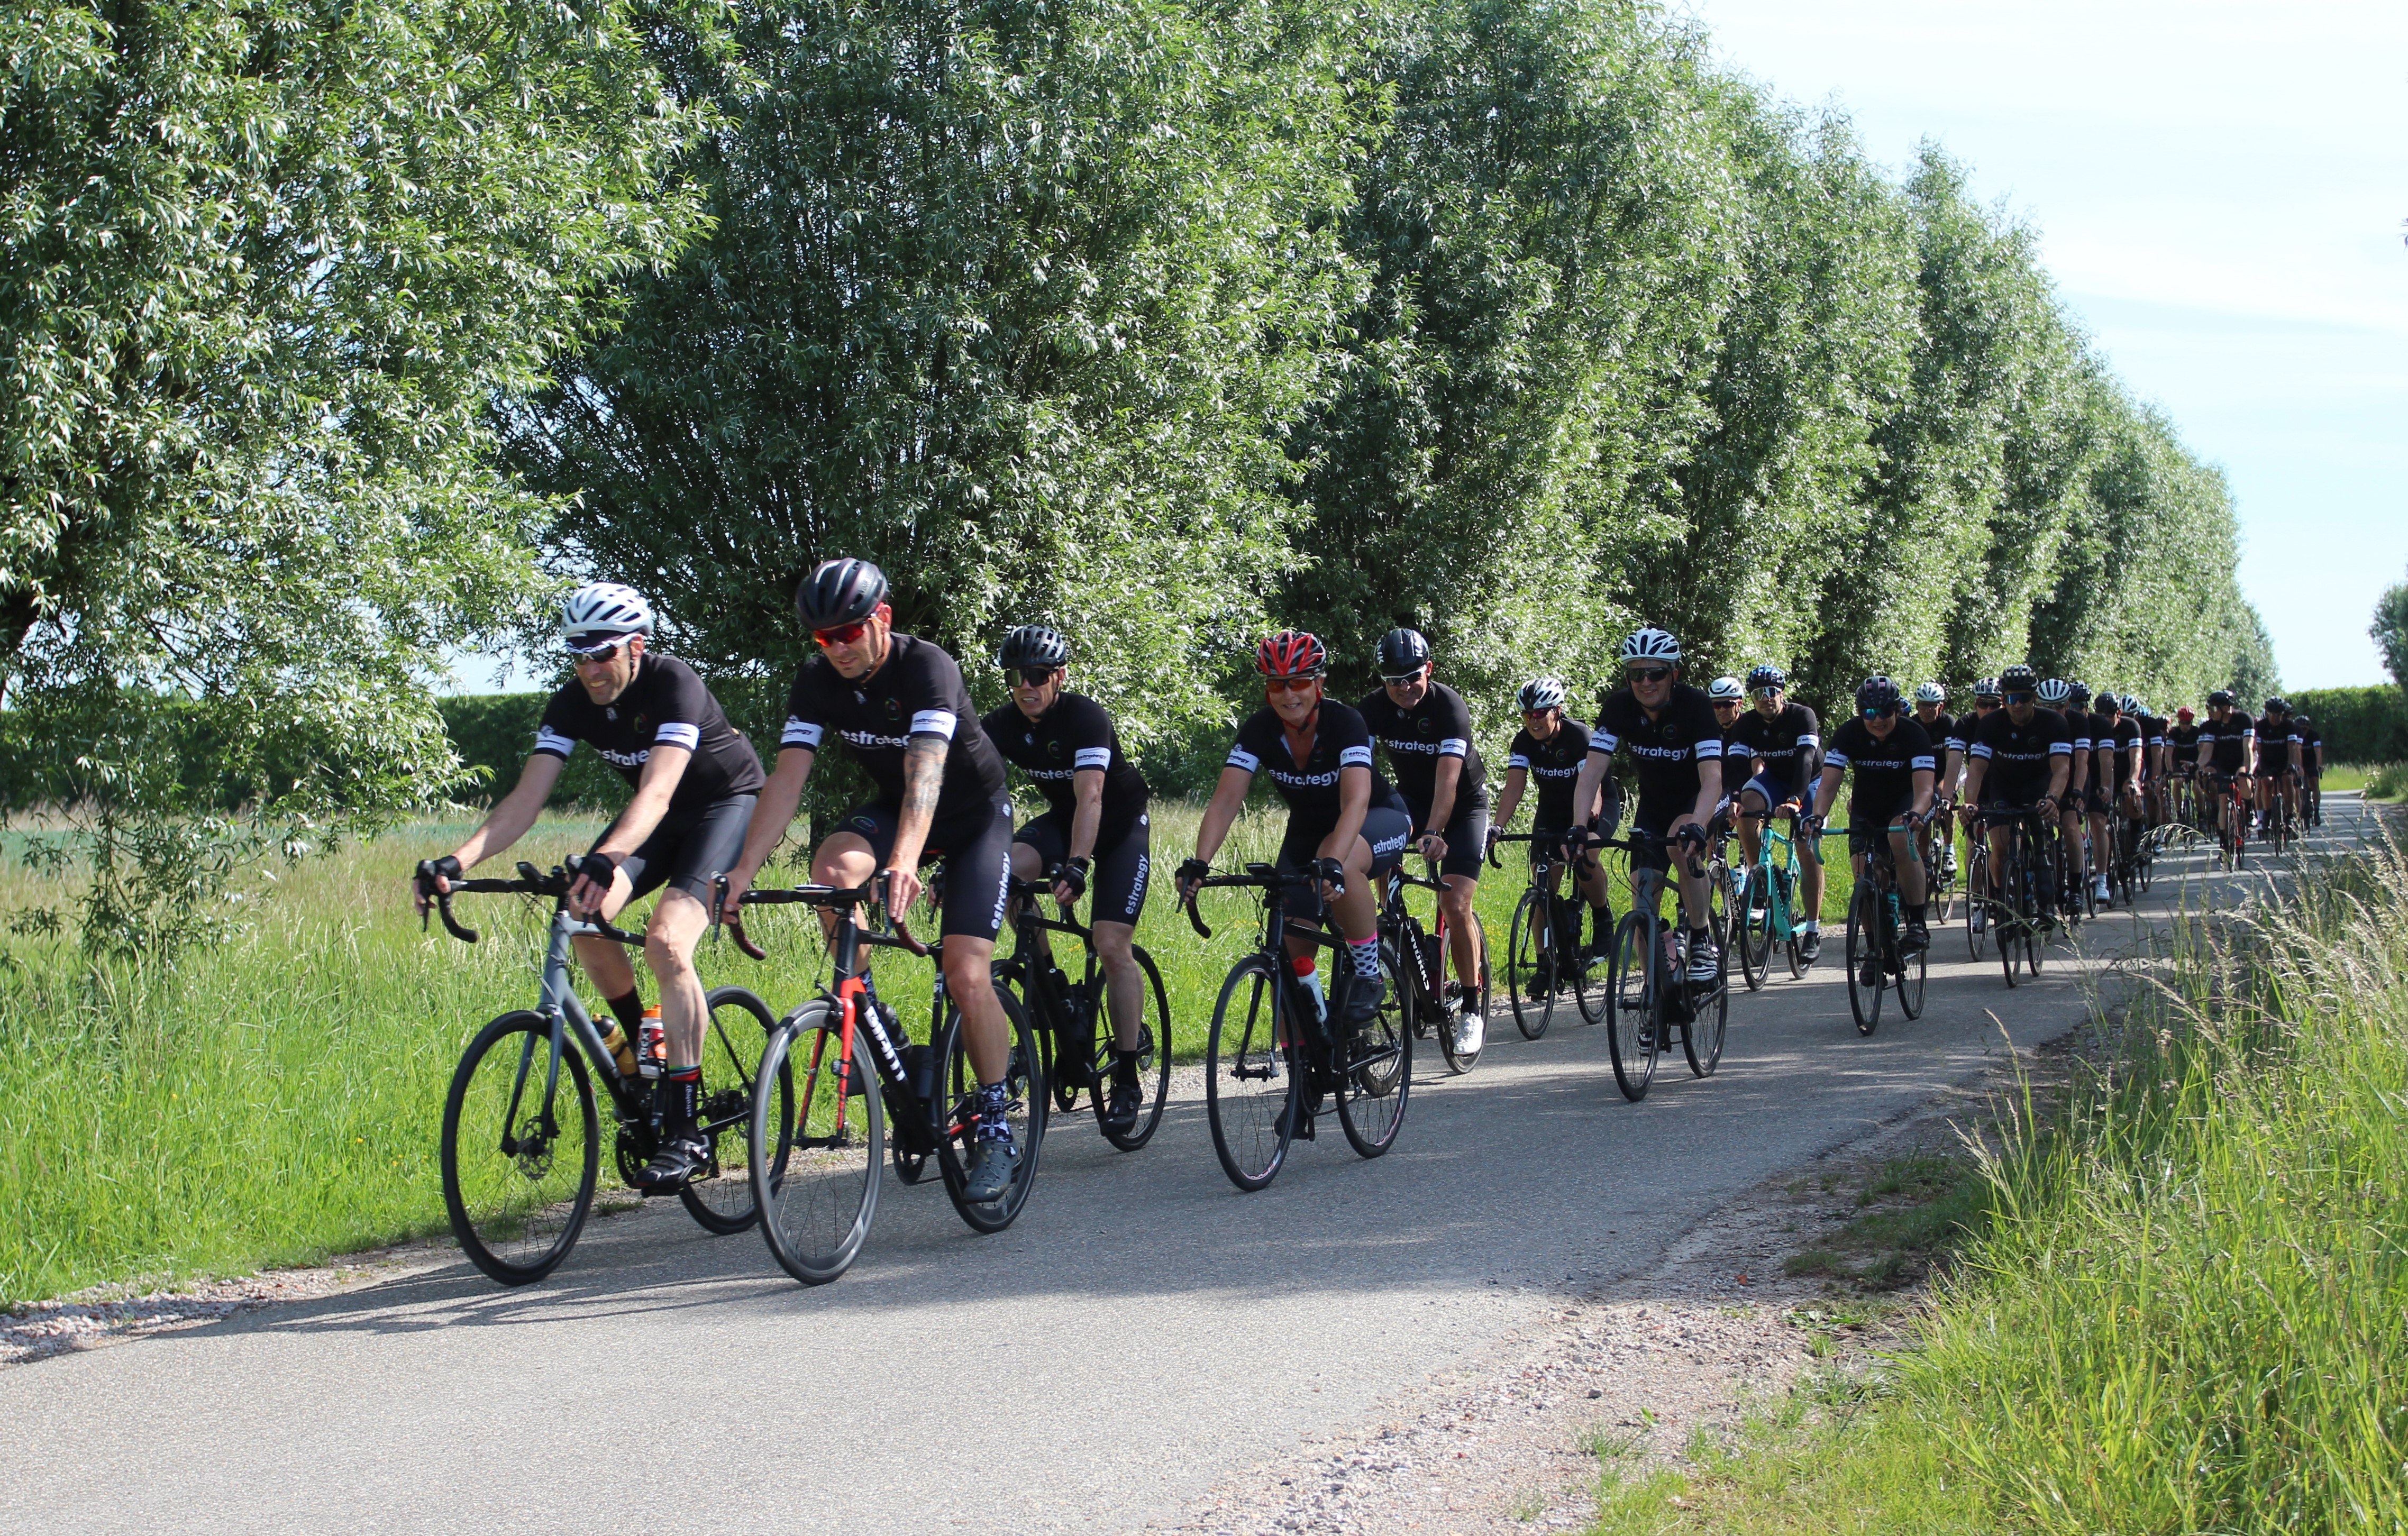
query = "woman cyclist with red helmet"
xmin=1176 ymin=630 xmax=1414 ymax=1027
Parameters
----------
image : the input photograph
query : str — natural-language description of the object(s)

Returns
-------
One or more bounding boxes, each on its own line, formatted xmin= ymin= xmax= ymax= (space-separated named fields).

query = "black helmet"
xmin=1856 ymin=675 xmax=1903 ymax=715
xmin=2207 ymin=689 xmax=2233 ymax=708
xmin=2294 ymin=713 xmax=2313 ymax=727
xmin=2066 ymin=680 xmax=2092 ymax=707
xmin=1997 ymin=664 xmax=2039 ymax=696
xmin=1746 ymin=664 xmax=1786 ymax=692
xmin=2264 ymin=696 xmax=2288 ymax=714
xmin=997 ymin=624 xmax=1069 ymax=671
xmin=796 ymin=557 xmax=888 ymax=630
xmin=1376 ymin=627 xmax=1433 ymax=676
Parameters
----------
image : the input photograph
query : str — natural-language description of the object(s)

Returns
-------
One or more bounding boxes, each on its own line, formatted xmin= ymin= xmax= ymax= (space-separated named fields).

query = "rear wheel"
xmin=1205 ymin=954 xmax=1298 ymax=1192
xmin=679 ymin=985 xmax=783 ymax=1235
xmin=1335 ymin=937 xmax=1413 ymax=1157
xmin=934 ymin=981 xmax=1046 ymax=1233
xmin=1845 ymin=881 xmax=1884 ymax=1036
xmin=441 ymin=1010 xmax=599 ymax=1287
xmin=1605 ymin=912 xmax=1660 ymax=1102
xmin=1093 ymin=947 xmax=1173 ymax=1151
xmin=1736 ymin=861 xmax=1771 ymax=991
xmin=1436 ymin=915 xmax=1487 ymax=1075
xmin=1572 ymin=894 xmax=1610 ymax=1026
xmin=1897 ymin=911 xmax=1928 ymax=1019
xmin=1507 ymin=887 xmax=1556 ymax=1040
xmin=1684 ymin=884 xmax=1728 ymax=1078
xmin=753 ymin=1004 xmax=880 ymax=1286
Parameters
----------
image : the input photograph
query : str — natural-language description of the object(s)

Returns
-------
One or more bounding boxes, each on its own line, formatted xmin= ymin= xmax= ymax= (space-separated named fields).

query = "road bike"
xmin=1389 ymin=855 xmax=1490 ymax=1074
xmin=1730 ymin=806 xmax=1813 ymax=989
xmin=2210 ymin=773 xmax=2251 ymax=871
xmin=729 ymin=875 xmax=1045 ymax=1286
xmin=420 ymin=858 xmax=780 ymax=1286
xmin=1974 ymin=806 xmax=2056 ymax=987
xmin=1181 ymin=863 xmax=1411 ymax=1192
xmin=1961 ymin=812 xmax=1992 ymax=963
xmin=998 ymin=871 xmax=1171 ymax=1150
xmin=1825 ymin=819 xmax=1928 ymax=1036
xmin=1490 ymin=831 xmax=1610 ymax=1037
xmin=1592 ymin=830 xmax=1728 ymax=1102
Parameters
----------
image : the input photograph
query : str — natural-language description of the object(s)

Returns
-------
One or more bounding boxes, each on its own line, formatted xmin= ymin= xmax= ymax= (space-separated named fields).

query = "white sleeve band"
xmin=909 ymin=709 xmax=957 ymax=739
xmin=1695 ymin=739 xmax=1724 ymax=757
xmin=1073 ymin=746 xmax=1112 ymax=770
xmin=1339 ymin=745 xmax=1374 ymax=769
xmin=1912 ymin=754 xmax=1937 ymax=771
xmin=1969 ymin=743 xmax=1993 ymax=760
xmin=532 ymin=726 xmax=576 ymax=759
xmin=2049 ymin=742 xmax=2072 ymax=756
xmin=1439 ymin=737 xmax=1468 ymax=758
xmin=653 ymin=721 xmax=701 ymax=751
xmin=1508 ymin=753 xmax=1531 ymax=771
xmin=1589 ymin=729 xmax=1618 ymax=753
xmin=1823 ymin=749 xmax=1851 ymax=770
xmin=1226 ymin=746 xmax=1261 ymax=773
xmin=782 ymin=718 xmax=825 ymax=750
xmin=1799 ymin=733 xmax=1820 ymax=748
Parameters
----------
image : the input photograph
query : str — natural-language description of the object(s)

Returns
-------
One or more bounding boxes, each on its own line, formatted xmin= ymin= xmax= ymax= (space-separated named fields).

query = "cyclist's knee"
xmin=1091 ymin=919 xmax=1136 ymax=963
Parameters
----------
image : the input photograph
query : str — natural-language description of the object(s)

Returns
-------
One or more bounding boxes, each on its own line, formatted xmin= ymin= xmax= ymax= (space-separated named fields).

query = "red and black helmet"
xmin=1255 ymin=629 xmax=1328 ymax=679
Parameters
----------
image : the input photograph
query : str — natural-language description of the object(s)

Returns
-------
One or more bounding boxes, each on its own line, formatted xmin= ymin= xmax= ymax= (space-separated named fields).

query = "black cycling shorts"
xmin=594 ymin=794 xmax=756 ymax=907
xmin=1847 ymin=797 xmax=1920 ymax=860
xmin=837 ymin=796 xmax=1015 ymax=944
xmin=1015 ymin=809 xmax=1151 ymax=928
xmin=1276 ymin=804 xmax=1412 ymax=923
xmin=1404 ymin=789 xmax=1490 ymax=881
xmin=1624 ymin=790 xmax=1707 ymax=874
xmin=2083 ymin=783 xmax=2115 ymax=816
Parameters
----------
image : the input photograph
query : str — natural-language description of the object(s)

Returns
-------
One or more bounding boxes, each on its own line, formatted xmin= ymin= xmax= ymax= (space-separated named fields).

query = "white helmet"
xmin=1914 ymin=681 xmax=1946 ymax=704
xmin=562 ymin=582 xmax=655 ymax=651
xmin=1707 ymin=675 xmax=1744 ymax=701
xmin=1517 ymin=675 xmax=1568 ymax=712
xmin=1619 ymin=627 xmax=1682 ymax=664
xmin=2036 ymin=677 xmax=2072 ymax=705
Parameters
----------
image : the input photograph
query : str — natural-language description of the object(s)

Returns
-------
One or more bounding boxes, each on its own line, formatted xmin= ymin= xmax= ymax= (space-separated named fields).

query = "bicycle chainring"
xmin=614 ymin=1122 xmax=655 ymax=1186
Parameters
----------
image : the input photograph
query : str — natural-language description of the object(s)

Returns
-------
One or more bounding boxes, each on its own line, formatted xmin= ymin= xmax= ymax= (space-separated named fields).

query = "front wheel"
xmin=680 ymin=985 xmax=783 ymax=1235
xmin=1736 ymin=864 xmax=1771 ymax=991
xmin=441 ymin=1010 xmax=600 ymax=1287
xmin=1205 ymin=953 xmax=1298 ymax=1192
xmin=1845 ymin=883 xmax=1884 ymax=1037
xmin=1506 ymin=888 xmax=1557 ymax=1040
xmin=1605 ymin=912 xmax=1660 ymax=1102
xmin=934 ymin=980 xmax=1046 ymax=1234
xmin=1335 ymin=939 xmax=1413 ymax=1157
xmin=753 ymin=1004 xmax=880 ymax=1286
xmin=1684 ymin=885 xmax=1728 ymax=1078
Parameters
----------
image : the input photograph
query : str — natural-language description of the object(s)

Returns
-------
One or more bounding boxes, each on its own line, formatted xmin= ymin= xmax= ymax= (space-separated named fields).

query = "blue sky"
xmin=1682 ymin=0 xmax=2408 ymax=689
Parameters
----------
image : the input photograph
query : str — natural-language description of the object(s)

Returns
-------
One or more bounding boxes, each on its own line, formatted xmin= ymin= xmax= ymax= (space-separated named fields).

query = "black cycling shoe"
xmin=1901 ymin=920 xmax=1930 ymax=954
xmin=1105 ymin=1060 xmax=1144 ymax=1129
xmin=1340 ymin=972 xmax=1388 ymax=1026
xmin=1798 ymin=930 xmax=1822 ymax=964
xmin=630 ymin=1130 xmax=711 ymax=1195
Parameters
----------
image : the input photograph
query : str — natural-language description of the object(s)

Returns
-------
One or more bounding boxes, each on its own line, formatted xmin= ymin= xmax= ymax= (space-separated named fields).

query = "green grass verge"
xmin=1592 ymin=837 xmax=2408 ymax=1533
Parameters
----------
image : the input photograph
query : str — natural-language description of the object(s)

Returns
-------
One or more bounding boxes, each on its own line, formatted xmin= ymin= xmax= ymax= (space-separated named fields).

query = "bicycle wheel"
xmin=1437 ymin=915 xmax=1486 ymax=1075
xmin=1965 ymin=845 xmax=1990 ymax=962
xmin=676 ymin=985 xmax=782 ymax=1235
xmin=1087 ymin=946 xmax=1172 ymax=1151
xmin=1782 ymin=859 xmax=1811 ymax=979
xmin=1844 ymin=882 xmax=1883 ymax=1037
xmin=1572 ymin=896 xmax=1611 ymax=1026
xmin=1736 ymin=863 xmax=1771 ymax=992
xmin=753 ymin=1003 xmax=880 ymax=1286
xmin=1897 ymin=911 xmax=1928 ymax=1019
xmin=1336 ymin=937 xmax=1413 ymax=1158
xmin=933 ymin=979 xmax=1046 ymax=1233
xmin=1684 ymin=885 xmax=1728 ymax=1078
xmin=1506 ymin=887 xmax=1556 ymax=1040
xmin=1604 ymin=912 xmax=1659 ymax=1102
xmin=1206 ymin=953 xmax=1299 ymax=1191
xmin=441 ymin=1010 xmax=600 ymax=1287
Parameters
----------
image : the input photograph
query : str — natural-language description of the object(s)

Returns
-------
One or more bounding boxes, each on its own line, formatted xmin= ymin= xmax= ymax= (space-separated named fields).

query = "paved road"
xmin=11 ymin=799 xmax=2369 ymax=1533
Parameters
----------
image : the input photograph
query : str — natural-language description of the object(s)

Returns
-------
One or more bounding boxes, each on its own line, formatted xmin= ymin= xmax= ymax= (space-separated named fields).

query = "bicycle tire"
xmin=676 ymin=985 xmax=783 ymax=1235
xmin=441 ymin=1010 xmax=599 ymax=1287
xmin=1737 ymin=864 xmax=1771 ymax=991
xmin=1897 ymin=919 xmax=1928 ymax=1019
xmin=1436 ymin=915 xmax=1486 ymax=1075
xmin=1572 ymin=895 xmax=1610 ymax=1026
xmin=1507 ymin=888 xmax=1556 ymax=1040
xmin=934 ymin=979 xmax=1046 ymax=1233
xmin=1845 ymin=883 xmax=1883 ymax=1036
xmin=1604 ymin=912 xmax=1659 ymax=1101
xmin=1782 ymin=860 xmax=1810 ymax=979
xmin=1205 ymin=953 xmax=1299 ymax=1191
xmin=752 ymin=1004 xmax=880 ymax=1286
xmin=1089 ymin=945 xmax=1173 ymax=1151
xmin=1684 ymin=885 xmax=1728 ymax=1077
xmin=1335 ymin=938 xmax=1413 ymax=1158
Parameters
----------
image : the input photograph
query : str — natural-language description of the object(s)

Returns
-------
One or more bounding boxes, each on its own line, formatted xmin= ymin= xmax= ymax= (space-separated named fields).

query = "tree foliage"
xmin=2373 ymin=574 xmax=2408 ymax=691
xmin=0 ymin=0 xmax=713 ymax=951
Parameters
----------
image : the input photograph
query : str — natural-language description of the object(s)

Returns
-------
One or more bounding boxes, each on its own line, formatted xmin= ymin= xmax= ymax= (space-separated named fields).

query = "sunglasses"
xmin=1264 ymin=674 xmax=1321 ymax=694
xmin=1712 ymin=700 xmax=1741 ymax=710
xmin=568 ymin=638 xmax=628 ymax=665
xmin=1753 ymin=685 xmax=1781 ymax=698
xmin=1381 ymin=671 xmax=1426 ymax=687
xmin=1862 ymin=705 xmax=1896 ymax=719
xmin=1014 ymin=666 xmax=1056 ymax=687
xmin=2004 ymin=692 xmax=2035 ymax=705
xmin=1626 ymin=667 xmax=1672 ymax=685
xmin=813 ymin=617 xmax=873 ymax=647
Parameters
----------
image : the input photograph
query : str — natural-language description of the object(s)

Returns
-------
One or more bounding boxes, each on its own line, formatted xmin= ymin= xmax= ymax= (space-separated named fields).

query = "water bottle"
xmin=597 ymin=1015 xmax=640 ymax=1078
xmin=636 ymin=1005 xmax=665 ymax=1079
xmin=1291 ymin=953 xmax=1327 ymax=1027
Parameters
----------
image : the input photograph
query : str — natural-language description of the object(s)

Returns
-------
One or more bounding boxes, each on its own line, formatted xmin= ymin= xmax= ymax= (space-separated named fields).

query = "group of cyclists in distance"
xmin=412 ymin=556 xmax=2325 ymax=1227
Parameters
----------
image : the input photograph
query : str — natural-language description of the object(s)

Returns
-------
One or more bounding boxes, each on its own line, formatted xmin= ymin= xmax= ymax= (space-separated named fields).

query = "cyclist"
xmin=2295 ymin=712 xmax=2323 ymax=825
xmin=1953 ymin=678 xmax=2001 ymax=929
xmin=2253 ymin=697 xmax=2303 ymax=834
xmin=1360 ymin=628 xmax=1490 ymax=1033
xmin=1962 ymin=664 xmax=2073 ymax=918
xmin=2085 ymin=691 xmax=2141 ymax=906
xmin=2193 ymin=690 xmax=2255 ymax=848
xmin=1178 ymin=630 xmax=1411 ymax=1035
xmin=417 ymin=582 xmax=766 ymax=1193
xmin=980 ymin=624 xmax=1153 ymax=1129
xmin=2166 ymin=706 xmax=2202 ymax=822
xmin=1803 ymin=675 xmax=1938 ymax=963
xmin=2129 ymin=696 xmax=2168 ymax=826
xmin=1568 ymin=628 xmax=1726 ymax=984
xmin=1728 ymin=664 xmax=1825 ymax=961
xmin=2041 ymin=679 xmax=2096 ymax=907
xmin=1488 ymin=675 xmax=1617 ymax=972
xmin=720 ymin=559 xmax=1024 ymax=1203
xmin=1706 ymin=675 xmax=1747 ymax=832
xmin=1910 ymin=682 xmax=1958 ymax=889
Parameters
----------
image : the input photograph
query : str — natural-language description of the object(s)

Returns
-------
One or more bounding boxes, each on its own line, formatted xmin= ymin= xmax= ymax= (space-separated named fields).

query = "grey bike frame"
xmin=507 ymin=911 xmax=636 ymax=1135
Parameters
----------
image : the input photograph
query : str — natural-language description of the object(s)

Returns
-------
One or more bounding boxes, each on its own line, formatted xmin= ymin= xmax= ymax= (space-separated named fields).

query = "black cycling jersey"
xmin=1590 ymin=684 xmax=1726 ymax=806
xmin=1968 ymin=706 xmax=2074 ymax=802
xmin=980 ymin=691 xmax=1151 ymax=848
xmin=1913 ymin=711 xmax=1956 ymax=760
xmin=1506 ymin=716 xmax=1592 ymax=829
xmin=2103 ymin=717 xmax=2144 ymax=785
xmin=2198 ymin=715 xmax=2255 ymax=775
xmin=1728 ymin=701 xmax=1820 ymax=790
xmin=1226 ymin=699 xmax=1399 ymax=825
xmin=2167 ymin=723 xmax=2201 ymax=766
xmin=1356 ymin=682 xmax=1486 ymax=814
xmin=2254 ymin=715 xmax=2300 ymax=773
xmin=1822 ymin=717 xmax=1936 ymax=821
xmin=781 ymin=632 xmax=1008 ymax=822
xmin=533 ymin=653 xmax=766 ymax=812
xmin=2298 ymin=721 xmax=2323 ymax=774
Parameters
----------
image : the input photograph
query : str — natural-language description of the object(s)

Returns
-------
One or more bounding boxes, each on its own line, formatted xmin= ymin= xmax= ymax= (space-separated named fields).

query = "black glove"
xmin=1564 ymin=824 xmax=1599 ymax=853
xmin=419 ymin=854 xmax=463 ymax=891
xmin=1483 ymin=825 xmax=1502 ymax=856
xmin=1312 ymin=856 xmax=1348 ymax=895
xmin=1056 ymin=856 xmax=1090 ymax=901
xmin=574 ymin=852 xmax=619 ymax=893
xmin=1675 ymin=823 xmax=1708 ymax=853
xmin=1176 ymin=856 xmax=1211 ymax=892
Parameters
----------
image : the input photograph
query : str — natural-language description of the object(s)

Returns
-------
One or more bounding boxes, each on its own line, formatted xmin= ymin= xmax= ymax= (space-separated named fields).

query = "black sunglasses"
xmin=1015 ymin=666 xmax=1056 ymax=686
xmin=1381 ymin=671 xmax=1426 ymax=687
xmin=1862 ymin=704 xmax=1897 ymax=718
xmin=1626 ymin=666 xmax=1672 ymax=685
xmin=2004 ymin=691 xmax=2035 ymax=705
xmin=568 ymin=638 xmax=628 ymax=664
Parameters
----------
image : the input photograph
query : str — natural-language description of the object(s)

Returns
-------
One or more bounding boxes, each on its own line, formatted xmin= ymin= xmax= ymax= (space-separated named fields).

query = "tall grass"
xmin=1595 ymin=831 xmax=2408 ymax=1534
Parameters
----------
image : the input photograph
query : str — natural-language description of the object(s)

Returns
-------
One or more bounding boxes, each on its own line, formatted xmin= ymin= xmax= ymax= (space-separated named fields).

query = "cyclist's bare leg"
xmin=1796 ymin=811 xmax=1827 ymax=919
xmin=1006 ymin=840 xmax=1055 ymax=964
xmin=640 ymin=890 xmax=712 ymax=1066
xmin=803 ymin=827 xmax=1011 ymax=1078
xmin=1889 ymin=827 xmax=1926 ymax=906
xmin=1736 ymin=787 xmax=1769 ymax=868
xmin=1091 ymin=919 xmax=1143 ymax=1050
xmin=1440 ymin=873 xmax=1480 ymax=987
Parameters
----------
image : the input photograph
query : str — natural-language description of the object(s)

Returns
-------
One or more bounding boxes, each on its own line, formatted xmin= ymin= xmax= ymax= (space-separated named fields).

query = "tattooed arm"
xmin=880 ymin=733 xmax=950 ymax=916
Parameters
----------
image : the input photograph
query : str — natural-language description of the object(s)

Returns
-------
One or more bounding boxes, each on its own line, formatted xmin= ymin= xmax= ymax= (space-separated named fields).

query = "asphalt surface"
xmin=11 ymin=797 xmax=2369 ymax=1534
